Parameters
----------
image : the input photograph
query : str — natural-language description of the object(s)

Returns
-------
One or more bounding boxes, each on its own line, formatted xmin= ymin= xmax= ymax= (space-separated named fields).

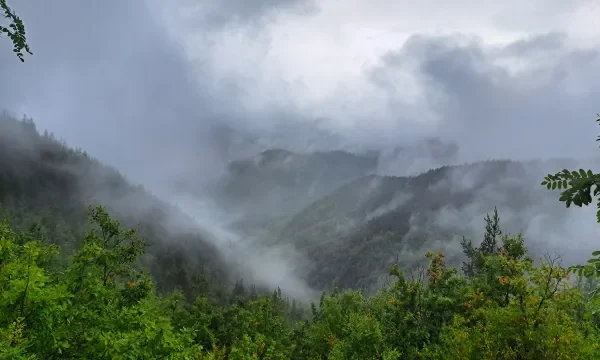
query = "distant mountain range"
xmin=213 ymin=148 xmax=379 ymax=220
xmin=1 ymin=113 xmax=598 ymax=296
xmin=211 ymin=144 xmax=595 ymax=292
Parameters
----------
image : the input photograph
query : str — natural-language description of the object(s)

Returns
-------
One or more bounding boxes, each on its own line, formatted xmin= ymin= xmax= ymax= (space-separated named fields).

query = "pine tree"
xmin=480 ymin=206 xmax=501 ymax=255
xmin=461 ymin=207 xmax=502 ymax=278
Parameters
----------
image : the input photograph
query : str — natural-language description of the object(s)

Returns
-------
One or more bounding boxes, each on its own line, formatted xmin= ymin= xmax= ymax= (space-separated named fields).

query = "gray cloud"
xmin=182 ymin=0 xmax=317 ymax=29
xmin=0 ymin=1 xmax=217 ymax=187
xmin=0 ymin=0 xmax=322 ymax=297
xmin=367 ymin=32 xmax=600 ymax=165
xmin=5 ymin=1 xmax=598 ymax=189
xmin=0 ymin=0 xmax=320 ymax=193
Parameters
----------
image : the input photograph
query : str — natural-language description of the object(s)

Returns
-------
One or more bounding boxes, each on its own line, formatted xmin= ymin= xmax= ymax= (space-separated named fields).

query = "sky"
xmin=1 ymin=0 xmax=600 ymax=192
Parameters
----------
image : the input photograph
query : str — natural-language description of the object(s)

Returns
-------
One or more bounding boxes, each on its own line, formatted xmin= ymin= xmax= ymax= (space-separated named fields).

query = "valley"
xmin=2 ymin=0 xmax=600 ymax=356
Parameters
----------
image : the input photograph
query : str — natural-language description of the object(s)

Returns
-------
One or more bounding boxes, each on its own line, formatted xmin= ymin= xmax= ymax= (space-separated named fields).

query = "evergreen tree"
xmin=461 ymin=206 xmax=502 ymax=278
xmin=481 ymin=206 xmax=501 ymax=255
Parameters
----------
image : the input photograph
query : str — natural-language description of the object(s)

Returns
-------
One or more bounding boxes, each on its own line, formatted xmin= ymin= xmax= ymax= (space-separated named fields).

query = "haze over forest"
xmin=2 ymin=0 xmax=600 ymax=358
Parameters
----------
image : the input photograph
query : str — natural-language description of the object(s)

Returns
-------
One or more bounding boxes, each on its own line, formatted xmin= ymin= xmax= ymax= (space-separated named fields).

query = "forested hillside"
xmin=230 ymin=155 xmax=590 ymax=291
xmin=3 ymin=112 xmax=600 ymax=358
xmin=213 ymin=148 xmax=378 ymax=222
xmin=3 ymin=190 xmax=600 ymax=358
xmin=0 ymin=113 xmax=235 ymax=300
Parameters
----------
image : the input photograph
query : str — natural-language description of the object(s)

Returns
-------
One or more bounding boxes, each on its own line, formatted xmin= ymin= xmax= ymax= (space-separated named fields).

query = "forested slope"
xmin=213 ymin=148 xmax=379 ymax=221
xmin=271 ymin=158 xmax=589 ymax=290
xmin=0 ymin=113 xmax=231 ymax=299
xmin=1 ymin=195 xmax=599 ymax=359
xmin=3 ymin=112 xmax=600 ymax=358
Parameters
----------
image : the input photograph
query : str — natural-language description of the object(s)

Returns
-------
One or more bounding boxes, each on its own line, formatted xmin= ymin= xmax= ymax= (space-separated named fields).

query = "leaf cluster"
xmin=0 ymin=0 xmax=32 ymax=61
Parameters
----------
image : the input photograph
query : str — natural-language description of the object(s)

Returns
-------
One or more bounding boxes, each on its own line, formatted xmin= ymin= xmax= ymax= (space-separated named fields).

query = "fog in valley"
xmin=2 ymin=0 xmax=600 ymax=298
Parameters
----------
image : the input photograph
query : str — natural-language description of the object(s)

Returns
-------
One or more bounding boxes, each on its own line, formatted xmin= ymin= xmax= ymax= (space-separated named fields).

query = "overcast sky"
xmin=1 ymin=0 xmax=599 ymax=191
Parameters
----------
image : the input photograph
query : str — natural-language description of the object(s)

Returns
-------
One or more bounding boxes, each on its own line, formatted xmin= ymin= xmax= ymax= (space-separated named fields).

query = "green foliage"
xmin=0 ymin=199 xmax=599 ymax=358
xmin=542 ymin=114 xmax=600 ymax=284
xmin=0 ymin=0 xmax=31 ymax=61
xmin=461 ymin=207 xmax=503 ymax=278
xmin=541 ymin=115 xmax=600 ymax=221
xmin=0 ymin=208 xmax=205 ymax=359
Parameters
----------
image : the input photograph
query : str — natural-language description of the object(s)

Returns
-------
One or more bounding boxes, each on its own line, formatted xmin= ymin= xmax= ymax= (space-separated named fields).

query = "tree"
xmin=460 ymin=207 xmax=502 ymax=278
xmin=1 ymin=0 xmax=32 ymax=62
xmin=481 ymin=207 xmax=502 ymax=255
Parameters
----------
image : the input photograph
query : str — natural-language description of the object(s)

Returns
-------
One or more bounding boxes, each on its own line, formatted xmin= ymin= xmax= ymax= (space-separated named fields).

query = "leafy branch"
xmin=541 ymin=168 xmax=600 ymax=220
xmin=541 ymin=114 xmax=600 ymax=281
xmin=0 ymin=0 xmax=32 ymax=62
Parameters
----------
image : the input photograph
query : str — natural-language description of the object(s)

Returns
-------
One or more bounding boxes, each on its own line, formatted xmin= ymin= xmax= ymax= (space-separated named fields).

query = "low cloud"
xmin=1 ymin=0 xmax=599 ymax=295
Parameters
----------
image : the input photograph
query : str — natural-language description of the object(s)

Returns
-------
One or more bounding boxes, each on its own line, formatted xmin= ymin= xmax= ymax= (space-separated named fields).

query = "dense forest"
xmin=3 ymin=181 xmax=600 ymax=358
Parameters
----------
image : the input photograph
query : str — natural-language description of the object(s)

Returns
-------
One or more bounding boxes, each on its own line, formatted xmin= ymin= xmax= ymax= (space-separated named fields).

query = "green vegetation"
xmin=2 ymin=203 xmax=600 ymax=359
xmin=0 ymin=0 xmax=31 ymax=61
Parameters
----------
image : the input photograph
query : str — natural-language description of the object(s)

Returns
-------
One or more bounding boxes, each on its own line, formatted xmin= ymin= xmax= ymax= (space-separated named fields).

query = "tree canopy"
xmin=0 ymin=203 xmax=597 ymax=359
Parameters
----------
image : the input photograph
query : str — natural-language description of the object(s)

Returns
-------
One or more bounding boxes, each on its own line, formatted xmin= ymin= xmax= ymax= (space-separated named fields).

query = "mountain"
xmin=3 ymin=111 xmax=597 ymax=297
xmin=211 ymin=137 xmax=464 ymax=225
xmin=213 ymin=148 xmax=380 ymax=223
xmin=181 ymin=135 xmax=596 ymax=293
xmin=262 ymin=158 xmax=593 ymax=291
xmin=0 ymin=113 xmax=233 ymax=299
xmin=376 ymin=138 xmax=460 ymax=176
xmin=6 ymin=119 xmax=593 ymax=358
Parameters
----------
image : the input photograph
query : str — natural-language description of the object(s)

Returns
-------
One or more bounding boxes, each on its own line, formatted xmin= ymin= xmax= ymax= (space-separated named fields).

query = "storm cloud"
xmin=0 ymin=0 xmax=599 ymax=298
xmin=1 ymin=0 xmax=598 ymax=185
xmin=366 ymin=32 xmax=600 ymax=164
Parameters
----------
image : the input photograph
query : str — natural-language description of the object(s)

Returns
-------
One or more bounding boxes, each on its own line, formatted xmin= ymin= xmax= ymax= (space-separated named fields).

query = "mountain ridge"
xmin=2 ymin=111 xmax=597 ymax=296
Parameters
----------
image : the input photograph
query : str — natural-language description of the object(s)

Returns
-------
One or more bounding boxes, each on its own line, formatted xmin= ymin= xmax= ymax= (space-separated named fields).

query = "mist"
xmin=0 ymin=0 xmax=323 ymax=299
xmin=423 ymin=159 xmax=600 ymax=267
xmin=1 ymin=0 xmax=600 ymax=296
